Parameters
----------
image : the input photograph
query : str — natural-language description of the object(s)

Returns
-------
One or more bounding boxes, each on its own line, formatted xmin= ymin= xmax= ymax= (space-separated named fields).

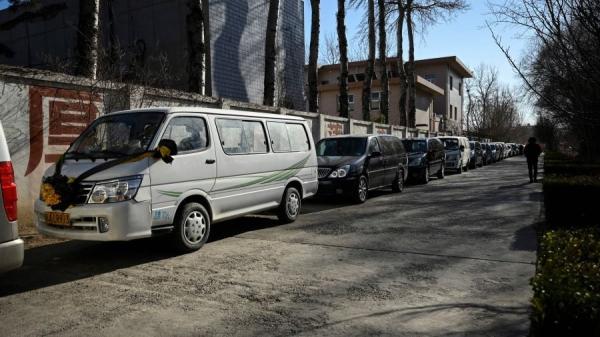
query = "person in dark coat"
xmin=524 ymin=137 xmax=542 ymax=183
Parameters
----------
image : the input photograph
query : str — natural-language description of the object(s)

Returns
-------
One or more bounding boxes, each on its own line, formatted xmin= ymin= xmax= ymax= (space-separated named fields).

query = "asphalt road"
xmin=0 ymin=156 xmax=541 ymax=337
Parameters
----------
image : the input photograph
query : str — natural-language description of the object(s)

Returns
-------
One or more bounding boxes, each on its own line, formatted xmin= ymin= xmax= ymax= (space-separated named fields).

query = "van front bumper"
xmin=0 ymin=238 xmax=24 ymax=273
xmin=35 ymin=199 xmax=152 ymax=241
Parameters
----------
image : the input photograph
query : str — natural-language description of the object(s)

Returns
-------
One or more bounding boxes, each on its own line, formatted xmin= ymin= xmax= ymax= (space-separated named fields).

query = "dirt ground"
xmin=0 ymin=156 xmax=540 ymax=336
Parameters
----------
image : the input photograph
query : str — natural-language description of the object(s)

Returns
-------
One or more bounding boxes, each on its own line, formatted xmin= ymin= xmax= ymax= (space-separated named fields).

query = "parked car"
xmin=402 ymin=137 xmax=445 ymax=184
xmin=496 ymin=142 xmax=505 ymax=160
xmin=481 ymin=143 xmax=489 ymax=165
xmin=316 ymin=135 xmax=408 ymax=203
xmin=35 ymin=107 xmax=318 ymax=252
xmin=439 ymin=136 xmax=470 ymax=173
xmin=469 ymin=141 xmax=483 ymax=169
xmin=486 ymin=143 xmax=497 ymax=164
xmin=518 ymin=144 xmax=524 ymax=155
xmin=0 ymin=120 xmax=24 ymax=273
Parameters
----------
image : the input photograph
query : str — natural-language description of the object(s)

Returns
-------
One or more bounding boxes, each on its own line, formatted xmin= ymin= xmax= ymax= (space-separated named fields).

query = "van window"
xmin=368 ymin=137 xmax=381 ymax=154
xmin=378 ymin=137 xmax=395 ymax=156
xmin=267 ymin=122 xmax=310 ymax=152
xmin=161 ymin=117 xmax=208 ymax=152
xmin=216 ymin=119 xmax=268 ymax=155
xmin=286 ymin=124 xmax=310 ymax=152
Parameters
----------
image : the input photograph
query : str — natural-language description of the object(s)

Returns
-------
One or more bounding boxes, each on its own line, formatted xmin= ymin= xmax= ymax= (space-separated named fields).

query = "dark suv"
xmin=402 ymin=137 xmax=445 ymax=184
xmin=316 ymin=135 xmax=409 ymax=203
xmin=469 ymin=141 xmax=483 ymax=169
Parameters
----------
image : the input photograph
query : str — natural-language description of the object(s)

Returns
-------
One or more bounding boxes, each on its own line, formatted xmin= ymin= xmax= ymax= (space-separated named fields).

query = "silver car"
xmin=0 ymin=120 xmax=24 ymax=272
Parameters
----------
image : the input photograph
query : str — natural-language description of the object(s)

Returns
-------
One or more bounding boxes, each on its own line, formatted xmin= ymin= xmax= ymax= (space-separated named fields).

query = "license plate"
xmin=45 ymin=212 xmax=71 ymax=226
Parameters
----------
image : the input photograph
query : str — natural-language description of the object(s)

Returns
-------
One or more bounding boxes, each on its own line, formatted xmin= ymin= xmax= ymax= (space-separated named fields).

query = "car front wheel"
xmin=354 ymin=175 xmax=369 ymax=203
xmin=437 ymin=163 xmax=445 ymax=179
xmin=392 ymin=169 xmax=404 ymax=193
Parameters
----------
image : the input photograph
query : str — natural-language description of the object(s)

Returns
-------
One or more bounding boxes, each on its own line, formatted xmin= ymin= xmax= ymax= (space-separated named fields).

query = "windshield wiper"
xmin=65 ymin=151 xmax=96 ymax=161
xmin=90 ymin=150 xmax=128 ymax=158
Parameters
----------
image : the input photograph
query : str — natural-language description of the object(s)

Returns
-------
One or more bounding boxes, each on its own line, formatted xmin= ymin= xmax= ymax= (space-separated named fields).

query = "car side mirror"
xmin=370 ymin=151 xmax=382 ymax=158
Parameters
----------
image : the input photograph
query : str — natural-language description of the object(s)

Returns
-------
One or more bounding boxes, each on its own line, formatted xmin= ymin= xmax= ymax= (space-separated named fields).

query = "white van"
xmin=439 ymin=136 xmax=470 ymax=173
xmin=0 ymin=120 xmax=24 ymax=272
xmin=35 ymin=107 xmax=318 ymax=251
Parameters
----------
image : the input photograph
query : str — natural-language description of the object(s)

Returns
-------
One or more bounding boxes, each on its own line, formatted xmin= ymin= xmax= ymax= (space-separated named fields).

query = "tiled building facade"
xmin=0 ymin=0 xmax=305 ymax=109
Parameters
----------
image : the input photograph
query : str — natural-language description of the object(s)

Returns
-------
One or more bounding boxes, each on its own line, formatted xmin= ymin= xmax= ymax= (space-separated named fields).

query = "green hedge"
xmin=543 ymin=174 xmax=600 ymax=228
xmin=530 ymin=229 xmax=600 ymax=336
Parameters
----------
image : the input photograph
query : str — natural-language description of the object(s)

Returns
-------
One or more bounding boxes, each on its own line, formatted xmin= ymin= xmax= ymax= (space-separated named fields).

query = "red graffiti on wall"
xmin=326 ymin=122 xmax=344 ymax=136
xmin=25 ymin=86 xmax=101 ymax=176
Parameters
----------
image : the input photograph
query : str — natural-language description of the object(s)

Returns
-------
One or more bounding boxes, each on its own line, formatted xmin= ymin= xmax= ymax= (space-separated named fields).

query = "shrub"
xmin=530 ymin=229 xmax=600 ymax=336
xmin=543 ymin=174 xmax=600 ymax=228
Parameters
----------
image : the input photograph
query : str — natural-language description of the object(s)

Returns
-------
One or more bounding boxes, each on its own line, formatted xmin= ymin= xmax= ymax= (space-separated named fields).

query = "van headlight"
xmin=329 ymin=165 xmax=350 ymax=178
xmin=88 ymin=176 xmax=143 ymax=203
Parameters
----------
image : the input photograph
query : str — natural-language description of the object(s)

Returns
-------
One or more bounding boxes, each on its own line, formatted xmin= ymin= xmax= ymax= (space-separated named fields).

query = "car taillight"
xmin=0 ymin=161 xmax=17 ymax=221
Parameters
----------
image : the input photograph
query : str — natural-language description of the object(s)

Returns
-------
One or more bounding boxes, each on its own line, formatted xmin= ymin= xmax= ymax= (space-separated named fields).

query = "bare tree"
xmin=74 ymin=0 xmax=100 ymax=79
xmin=321 ymin=33 xmax=340 ymax=64
xmin=337 ymin=0 xmax=350 ymax=117
xmin=488 ymin=0 xmax=600 ymax=159
xmin=350 ymin=0 xmax=376 ymax=121
xmin=186 ymin=0 xmax=207 ymax=95
xmin=394 ymin=0 xmax=408 ymax=126
xmin=307 ymin=0 xmax=320 ymax=112
xmin=263 ymin=0 xmax=280 ymax=106
xmin=377 ymin=0 xmax=389 ymax=122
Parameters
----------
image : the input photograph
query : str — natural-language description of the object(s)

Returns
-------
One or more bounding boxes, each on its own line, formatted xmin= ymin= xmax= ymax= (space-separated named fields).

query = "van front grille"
xmin=318 ymin=168 xmax=331 ymax=179
xmin=74 ymin=182 xmax=94 ymax=204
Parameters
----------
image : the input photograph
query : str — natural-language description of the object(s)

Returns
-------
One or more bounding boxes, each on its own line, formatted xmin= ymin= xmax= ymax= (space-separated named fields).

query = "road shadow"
xmin=0 ymin=238 xmax=177 ymax=297
xmin=511 ymin=223 xmax=538 ymax=252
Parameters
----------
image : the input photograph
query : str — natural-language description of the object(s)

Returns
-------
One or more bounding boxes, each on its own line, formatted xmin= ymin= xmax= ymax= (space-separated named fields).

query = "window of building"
xmin=215 ymin=119 xmax=267 ymax=155
xmin=348 ymin=74 xmax=356 ymax=83
xmin=267 ymin=122 xmax=310 ymax=153
xmin=337 ymin=94 xmax=355 ymax=112
xmin=458 ymin=81 xmax=462 ymax=96
xmin=355 ymin=73 xmax=366 ymax=81
xmin=162 ymin=117 xmax=209 ymax=153
xmin=371 ymin=92 xmax=380 ymax=110
xmin=449 ymin=76 xmax=454 ymax=90
xmin=449 ymin=104 xmax=453 ymax=119
xmin=424 ymin=74 xmax=436 ymax=83
xmin=455 ymin=106 xmax=458 ymax=120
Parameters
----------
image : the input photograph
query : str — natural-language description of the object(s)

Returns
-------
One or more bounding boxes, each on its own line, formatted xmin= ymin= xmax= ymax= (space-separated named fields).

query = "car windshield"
xmin=66 ymin=111 xmax=165 ymax=159
xmin=402 ymin=139 xmax=427 ymax=153
xmin=316 ymin=138 xmax=367 ymax=157
xmin=441 ymin=138 xmax=459 ymax=150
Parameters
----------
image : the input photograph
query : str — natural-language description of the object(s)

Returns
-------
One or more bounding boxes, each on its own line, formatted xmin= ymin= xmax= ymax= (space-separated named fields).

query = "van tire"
xmin=392 ymin=169 xmax=404 ymax=193
xmin=171 ymin=202 xmax=211 ymax=253
xmin=278 ymin=187 xmax=301 ymax=223
xmin=421 ymin=166 xmax=430 ymax=184
xmin=457 ymin=162 xmax=463 ymax=174
xmin=353 ymin=175 xmax=369 ymax=203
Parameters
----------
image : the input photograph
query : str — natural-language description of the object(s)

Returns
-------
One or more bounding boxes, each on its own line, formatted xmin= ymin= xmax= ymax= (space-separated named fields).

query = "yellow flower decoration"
xmin=158 ymin=145 xmax=171 ymax=159
xmin=41 ymin=183 xmax=61 ymax=206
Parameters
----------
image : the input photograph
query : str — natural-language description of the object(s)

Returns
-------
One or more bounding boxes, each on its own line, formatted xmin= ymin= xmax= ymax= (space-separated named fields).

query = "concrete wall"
xmin=0 ymin=0 xmax=305 ymax=110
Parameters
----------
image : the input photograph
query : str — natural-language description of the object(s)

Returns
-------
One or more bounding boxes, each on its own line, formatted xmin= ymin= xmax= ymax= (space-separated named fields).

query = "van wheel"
xmin=457 ymin=162 xmax=463 ymax=174
xmin=392 ymin=169 xmax=404 ymax=193
xmin=171 ymin=203 xmax=210 ymax=252
xmin=278 ymin=187 xmax=301 ymax=223
xmin=354 ymin=175 xmax=369 ymax=203
xmin=437 ymin=164 xmax=445 ymax=179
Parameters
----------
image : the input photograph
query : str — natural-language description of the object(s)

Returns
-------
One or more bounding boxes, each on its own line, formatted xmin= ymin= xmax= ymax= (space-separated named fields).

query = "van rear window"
xmin=267 ymin=122 xmax=309 ymax=153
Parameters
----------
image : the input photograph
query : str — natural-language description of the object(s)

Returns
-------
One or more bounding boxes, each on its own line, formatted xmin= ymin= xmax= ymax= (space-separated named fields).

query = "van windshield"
xmin=316 ymin=138 xmax=367 ymax=157
xmin=402 ymin=139 xmax=427 ymax=153
xmin=440 ymin=138 xmax=459 ymax=150
xmin=66 ymin=111 xmax=165 ymax=159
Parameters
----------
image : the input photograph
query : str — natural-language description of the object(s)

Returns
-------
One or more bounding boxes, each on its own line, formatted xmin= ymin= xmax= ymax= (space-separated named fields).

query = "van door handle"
xmin=205 ymin=159 xmax=216 ymax=164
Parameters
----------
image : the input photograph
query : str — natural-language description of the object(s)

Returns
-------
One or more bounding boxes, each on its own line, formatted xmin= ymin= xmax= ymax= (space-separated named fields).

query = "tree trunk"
xmin=362 ymin=0 xmax=375 ymax=121
xmin=203 ymin=0 xmax=212 ymax=96
xmin=187 ymin=0 xmax=205 ymax=94
xmin=75 ymin=0 xmax=100 ymax=79
xmin=396 ymin=1 xmax=408 ymax=126
xmin=406 ymin=0 xmax=416 ymax=128
xmin=377 ymin=0 xmax=389 ymax=123
xmin=263 ymin=0 xmax=280 ymax=106
xmin=308 ymin=0 xmax=320 ymax=112
xmin=337 ymin=0 xmax=349 ymax=117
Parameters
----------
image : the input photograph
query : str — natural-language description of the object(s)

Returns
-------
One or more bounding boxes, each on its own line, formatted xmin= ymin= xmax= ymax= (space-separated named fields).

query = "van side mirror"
xmin=370 ymin=151 xmax=382 ymax=158
xmin=459 ymin=145 xmax=465 ymax=152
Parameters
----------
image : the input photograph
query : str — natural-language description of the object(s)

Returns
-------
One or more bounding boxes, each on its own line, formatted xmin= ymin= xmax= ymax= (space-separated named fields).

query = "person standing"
xmin=524 ymin=137 xmax=542 ymax=183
